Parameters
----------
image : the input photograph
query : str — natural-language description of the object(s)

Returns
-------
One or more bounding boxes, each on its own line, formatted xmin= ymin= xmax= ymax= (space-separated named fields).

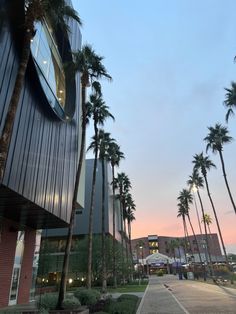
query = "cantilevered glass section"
xmin=31 ymin=19 xmax=66 ymax=116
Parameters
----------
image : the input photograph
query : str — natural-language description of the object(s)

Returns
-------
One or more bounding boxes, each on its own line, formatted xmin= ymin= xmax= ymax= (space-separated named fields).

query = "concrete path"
xmin=137 ymin=275 xmax=188 ymax=314
xmin=136 ymin=274 xmax=236 ymax=314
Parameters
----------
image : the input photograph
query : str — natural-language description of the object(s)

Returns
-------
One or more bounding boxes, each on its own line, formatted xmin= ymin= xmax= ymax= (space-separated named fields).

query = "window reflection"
xmin=31 ymin=19 xmax=66 ymax=108
xmin=9 ymin=231 xmax=25 ymax=304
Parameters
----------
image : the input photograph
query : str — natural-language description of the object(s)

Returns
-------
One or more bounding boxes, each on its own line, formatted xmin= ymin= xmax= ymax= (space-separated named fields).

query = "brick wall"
xmin=17 ymin=228 xmax=36 ymax=304
xmin=0 ymin=219 xmax=18 ymax=308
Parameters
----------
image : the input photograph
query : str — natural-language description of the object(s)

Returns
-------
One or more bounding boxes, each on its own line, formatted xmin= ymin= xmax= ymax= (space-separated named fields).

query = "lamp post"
xmin=139 ymin=245 xmax=144 ymax=276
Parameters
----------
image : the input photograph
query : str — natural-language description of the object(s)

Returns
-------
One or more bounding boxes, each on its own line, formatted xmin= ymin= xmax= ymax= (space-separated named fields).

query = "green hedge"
xmin=74 ymin=288 xmax=101 ymax=305
xmin=104 ymin=294 xmax=139 ymax=314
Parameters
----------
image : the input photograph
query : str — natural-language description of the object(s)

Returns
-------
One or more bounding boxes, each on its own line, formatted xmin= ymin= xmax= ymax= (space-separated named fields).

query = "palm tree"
xmin=187 ymin=170 xmax=213 ymax=272
xmin=204 ymin=123 xmax=236 ymax=214
xmin=86 ymin=96 xmax=114 ymax=289
xmin=98 ymin=130 xmax=115 ymax=293
xmin=177 ymin=201 xmax=191 ymax=261
xmin=58 ymin=46 xmax=111 ymax=307
xmin=224 ymin=81 xmax=236 ymax=122
xmin=202 ymin=214 xmax=213 ymax=235
xmin=107 ymin=142 xmax=124 ymax=288
xmin=177 ymin=189 xmax=203 ymax=265
xmin=125 ymin=195 xmax=136 ymax=262
xmin=0 ymin=0 xmax=81 ymax=182
xmin=192 ymin=153 xmax=229 ymax=266
xmin=114 ymin=172 xmax=131 ymax=282
xmin=187 ymin=174 xmax=203 ymax=235
xmin=122 ymin=192 xmax=135 ymax=273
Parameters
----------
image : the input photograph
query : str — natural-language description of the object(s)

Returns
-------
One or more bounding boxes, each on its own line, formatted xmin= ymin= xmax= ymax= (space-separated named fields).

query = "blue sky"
xmin=73 ymin=0 xmax=236 ymax=253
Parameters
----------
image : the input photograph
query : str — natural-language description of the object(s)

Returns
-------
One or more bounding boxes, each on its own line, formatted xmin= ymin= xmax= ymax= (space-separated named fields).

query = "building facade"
xmin=40 ymin=159 xmax=123 ymax=282
xmin=132 ymin=233 xmax=223 ymax=263
xmin=0 ymin=0 xmax=83 ymax=308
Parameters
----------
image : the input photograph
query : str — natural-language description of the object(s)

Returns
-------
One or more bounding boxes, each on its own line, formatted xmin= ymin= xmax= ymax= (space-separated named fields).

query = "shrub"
xmin=117 ymin=294 xmax=139 ymax=302
xmin=38 ymin=293 xmax=58 ymax=310
xmin=74 ymin=288 xmax=100 ymax=306
xmin=107 ymin=300 xmax=136 ymax=314
xmin=104 ymin=294 xmax=139 ymax=314
xmin=62 ymin=296 xmax=81 ymax=309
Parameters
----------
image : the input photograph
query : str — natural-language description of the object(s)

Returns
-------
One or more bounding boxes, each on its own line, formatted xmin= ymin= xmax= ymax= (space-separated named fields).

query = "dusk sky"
xmin=73 ymin=0 xmax=236 ymax=253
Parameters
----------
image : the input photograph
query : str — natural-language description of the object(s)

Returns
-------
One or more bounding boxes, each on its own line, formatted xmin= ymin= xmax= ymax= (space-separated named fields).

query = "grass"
xmin=107 ymin=283 xmax=148 ymax=293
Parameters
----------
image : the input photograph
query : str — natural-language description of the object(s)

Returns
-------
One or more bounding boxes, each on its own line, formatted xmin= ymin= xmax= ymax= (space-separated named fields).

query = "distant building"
xmin=0 ymin=0 xmax=83 ymax=308
xmin=132 ymin=233 xmax=223 ymax=263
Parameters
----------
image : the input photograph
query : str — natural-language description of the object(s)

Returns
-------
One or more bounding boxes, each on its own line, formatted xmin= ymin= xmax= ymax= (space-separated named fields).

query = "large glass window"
xmin=31 ymin=19 xmax=66 ymax=108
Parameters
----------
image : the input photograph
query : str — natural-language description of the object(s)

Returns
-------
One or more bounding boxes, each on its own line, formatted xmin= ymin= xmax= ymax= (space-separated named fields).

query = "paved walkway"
xmin=136 ymin=274 xmax=236 ymax=314
xmin=136 ymin=275 xmax=187 ymax=314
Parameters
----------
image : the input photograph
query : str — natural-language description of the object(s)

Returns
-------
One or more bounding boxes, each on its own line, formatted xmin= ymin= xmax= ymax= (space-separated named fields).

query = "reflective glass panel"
xmin=31 ymin=20 xmax=66 ymax=108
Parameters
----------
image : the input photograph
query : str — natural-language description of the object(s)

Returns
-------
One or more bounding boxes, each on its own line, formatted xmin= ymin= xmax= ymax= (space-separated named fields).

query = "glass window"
xmin=31 ymin=19 xmax=66 ymax=108
xmin=9 ymin=231 xmax=25 ymax=305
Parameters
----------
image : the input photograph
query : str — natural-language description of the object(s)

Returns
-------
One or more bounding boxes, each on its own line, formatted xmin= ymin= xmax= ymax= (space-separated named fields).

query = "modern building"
xmin=132 ymin=233 xmax=223 ymax=264
xmin=0 ymin=0 xmax=83 ymax=308
xmin=40 ymin=159 xmax=123 ymax=281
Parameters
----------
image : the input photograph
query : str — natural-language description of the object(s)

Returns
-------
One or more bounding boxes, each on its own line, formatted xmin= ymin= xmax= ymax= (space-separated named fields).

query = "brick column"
xmin=17 ymin=228 xmax=36 ymax=304
xmin=0 ymin=219 xmax=18 ymax=308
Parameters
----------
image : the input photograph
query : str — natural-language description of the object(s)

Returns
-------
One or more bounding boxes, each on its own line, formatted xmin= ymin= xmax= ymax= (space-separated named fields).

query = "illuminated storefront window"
xmin=31 ymin=19 xmax=66 ymax=109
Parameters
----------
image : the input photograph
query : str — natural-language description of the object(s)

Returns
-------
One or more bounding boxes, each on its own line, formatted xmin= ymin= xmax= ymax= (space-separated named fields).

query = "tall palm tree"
xmin=125 ymin=196 xmax=136 ymax=279
xmin=86 ymin=96 xmax=114 ymax=289
xmin=177 ymin=201 xmax=191 ymax=261
xmin=224 ymin=81 xmax=236 ymax=122
xmin=0 ymin=0 xmax=82 ymax=182
xmin=125 ymin=195 xmax=136 ymax=262
xmin=58 ymin=46 xmax=111 ymax=307
xmin=187 ymin=174 xmax=202 ymax=235
xmin=114 ymin=172 xmax=131 ymax=282
xmin=177 ymin=189 xmax=203 ymax=265
xmin=187 ymin=170 xmax=213 ymax=272
xmin=122 ymin=192 xmax=134 ymax=268
xmin=192 ymin=153 xmax=229 ymax=266
xmin=98 ymin=130 xmax=115 ymax=293
xmin=107 ymin=142 xmax=124 ymax=288
xmin=204 ymin=123 xmax=236 ymax=214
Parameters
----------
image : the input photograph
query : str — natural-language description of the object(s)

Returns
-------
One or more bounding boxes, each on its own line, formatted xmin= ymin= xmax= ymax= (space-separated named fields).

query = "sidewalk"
xmin=136 ymin=275 xmax=188 ymax=314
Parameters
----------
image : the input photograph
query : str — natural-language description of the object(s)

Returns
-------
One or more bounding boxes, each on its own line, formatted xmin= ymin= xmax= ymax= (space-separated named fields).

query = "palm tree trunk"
xmin=119 ymin=193 xmax=125 ymax=283
xmin=57 ymin=86 xmax=87 ymax=308
xmin=181 ymin=218 xmax=188 ymax=262
xmin=128 ymin=221 xmax=132 ymax=261
xmin=187 ymin=214 xmax=203 ymax=265
xmin=183 ymin=216 xmax=193 ymax=258
xmin=219 ymin=150 xmax=236 ymax=214
xmin=111 ymin=165 xmax=117 ymax=288
xmin=0 ymin=20 xmax=33 ymax=181
xmin=203 ymin=174 xmax=230 ymax=266
xmin=87 ymin=125 xmax=99 ymax=289
xmin=193 ymin=193 xmax=203 ymax=234
xmin=197 ymin=190 xmax=214 ymax=277
xmin=123 ymin=213 xmax=129 ymax=266
xmin=101 ymin=159 xmax=107 ymax=293
xmin=127 ymin=220 xmax=133 ymax=280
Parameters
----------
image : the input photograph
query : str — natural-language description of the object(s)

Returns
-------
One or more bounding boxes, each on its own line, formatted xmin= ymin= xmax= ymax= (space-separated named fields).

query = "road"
xmin=137 ymin=275 xmax=236 ymax=314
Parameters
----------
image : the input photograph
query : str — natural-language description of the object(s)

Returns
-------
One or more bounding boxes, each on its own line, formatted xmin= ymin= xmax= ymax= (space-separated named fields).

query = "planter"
xmin=49 ymin=306 xmax=89 ymax=314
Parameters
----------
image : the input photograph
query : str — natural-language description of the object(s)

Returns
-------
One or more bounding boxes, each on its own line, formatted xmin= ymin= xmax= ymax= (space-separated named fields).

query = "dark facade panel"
xmin=0 ymin=5 xmax=82 ymax=228
xmin=45 ymin=159 xmax=122 ymax=243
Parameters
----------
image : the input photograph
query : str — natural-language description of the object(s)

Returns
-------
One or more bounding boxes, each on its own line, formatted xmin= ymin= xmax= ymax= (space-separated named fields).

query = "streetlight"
xmin=139 ymin=245 xmax=144 ymax=276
